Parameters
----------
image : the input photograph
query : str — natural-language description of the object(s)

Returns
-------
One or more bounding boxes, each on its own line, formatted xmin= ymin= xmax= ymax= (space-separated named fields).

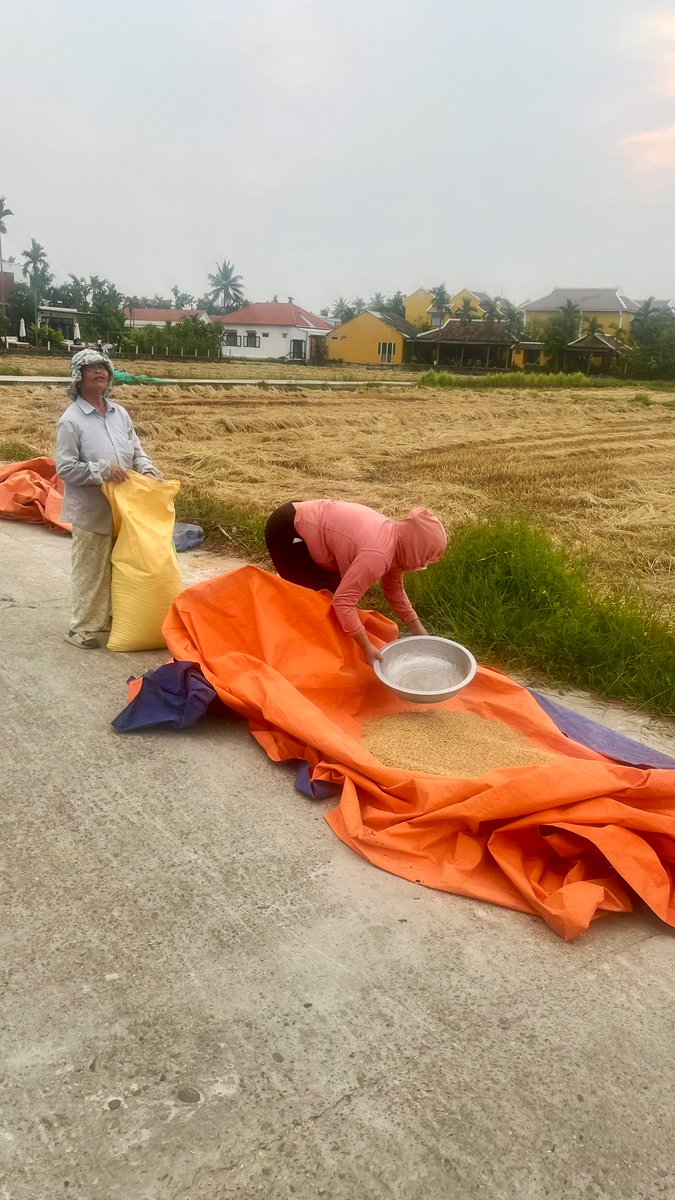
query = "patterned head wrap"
xmin=69 ymin=348 xmax=114 ymax=401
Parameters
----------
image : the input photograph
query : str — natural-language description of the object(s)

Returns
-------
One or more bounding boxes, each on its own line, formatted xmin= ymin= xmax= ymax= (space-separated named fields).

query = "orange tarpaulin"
xmin=0 ymin=457 xmax=70 ymax=532
xmin=163 ymin=566 xmax=675 ymax=940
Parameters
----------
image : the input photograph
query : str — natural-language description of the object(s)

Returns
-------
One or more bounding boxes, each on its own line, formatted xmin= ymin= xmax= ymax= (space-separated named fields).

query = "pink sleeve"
xmin=381 ymin=568 xmax=418 ymax=627
xmin=331 ymin=551 xmax=390 ymax=637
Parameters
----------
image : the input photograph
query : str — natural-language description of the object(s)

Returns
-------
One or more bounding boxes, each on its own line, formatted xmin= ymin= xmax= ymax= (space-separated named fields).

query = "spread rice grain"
xmin=362 ymin=710 xmax=555 ymax=777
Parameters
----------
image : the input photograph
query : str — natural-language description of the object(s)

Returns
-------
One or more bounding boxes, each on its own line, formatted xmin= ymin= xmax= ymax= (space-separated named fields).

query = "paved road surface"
xmin=2 ymin=520 xmax=674 ymax=1200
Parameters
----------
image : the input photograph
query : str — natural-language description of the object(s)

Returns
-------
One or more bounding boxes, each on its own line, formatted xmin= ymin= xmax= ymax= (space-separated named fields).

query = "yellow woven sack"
xmin=103 ymin=471 xmax=183 ymax=652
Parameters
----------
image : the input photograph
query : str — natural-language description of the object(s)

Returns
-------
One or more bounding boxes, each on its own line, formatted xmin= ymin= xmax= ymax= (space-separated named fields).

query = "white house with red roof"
xmin=212 ymin=302 xmax=333 ymax=361
xmin=124 ymin=306 xmax=212 ymax=328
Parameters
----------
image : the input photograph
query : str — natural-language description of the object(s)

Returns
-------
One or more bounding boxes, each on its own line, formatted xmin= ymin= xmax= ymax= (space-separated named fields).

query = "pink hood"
xmin=395 ymin=507 xmax=447 ymax=570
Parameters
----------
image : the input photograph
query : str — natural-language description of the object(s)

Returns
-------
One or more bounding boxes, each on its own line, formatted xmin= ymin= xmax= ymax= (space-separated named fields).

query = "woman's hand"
xmin=363 ymin=641 xmax=384 ymax=666
xmin=355 ymin=629 xmax=384 ymax=665
xmin=110 ymin=465 xmax=128 ymax=483
xmin=408 ymin=618 xmax=428 ymax=637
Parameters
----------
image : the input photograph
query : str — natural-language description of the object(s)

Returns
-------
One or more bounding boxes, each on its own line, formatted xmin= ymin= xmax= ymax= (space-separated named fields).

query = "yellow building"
xmin=325 ymin=310 xmax=417 ymax=365
xmin=403 ymin=288 xmax=434 ymax=328
xmin=449 ymin=288 xmax=489 ymax=317
xmin=523 ymin=288 xmax=638 ymax=335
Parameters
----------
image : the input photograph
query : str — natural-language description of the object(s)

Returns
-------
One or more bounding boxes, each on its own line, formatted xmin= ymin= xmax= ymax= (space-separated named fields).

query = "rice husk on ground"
xmin=361 ymin=710 xmax=556 ymax=777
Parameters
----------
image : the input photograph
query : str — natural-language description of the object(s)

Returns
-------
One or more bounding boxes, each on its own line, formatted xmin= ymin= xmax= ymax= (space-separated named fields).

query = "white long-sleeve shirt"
xmin=56 ymin=395 xmax=159 ymax=534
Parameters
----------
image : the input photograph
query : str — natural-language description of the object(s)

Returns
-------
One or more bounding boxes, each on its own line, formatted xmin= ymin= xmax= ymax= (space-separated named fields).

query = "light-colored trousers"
xmin=70 ymin=525 xmax=113 ymax=634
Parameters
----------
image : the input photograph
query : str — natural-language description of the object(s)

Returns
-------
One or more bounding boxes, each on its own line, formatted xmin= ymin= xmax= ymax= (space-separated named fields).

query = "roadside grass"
xmin=0 ymin=439 xmax=38 ymax=460
xmin=407 ymin=515 xmax=675 ymax=718
xmin=174 ymin=485 xmax=268 ymax=560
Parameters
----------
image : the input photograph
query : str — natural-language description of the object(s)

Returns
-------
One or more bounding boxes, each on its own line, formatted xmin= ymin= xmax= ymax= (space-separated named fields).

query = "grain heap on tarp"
xmin=162 ymin=565 xmax=675 ymax=941
xmin=362 ymin=711 xmax=554 ymax=777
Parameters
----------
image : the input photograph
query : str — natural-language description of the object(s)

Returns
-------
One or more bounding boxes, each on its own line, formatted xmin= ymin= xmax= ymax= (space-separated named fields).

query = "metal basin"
xmin=374 ymin=635 xmax=477 ymax=704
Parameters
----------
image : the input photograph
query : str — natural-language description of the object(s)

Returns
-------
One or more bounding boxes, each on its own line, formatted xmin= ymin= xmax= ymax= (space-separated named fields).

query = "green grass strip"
xmin=407 ymin=515 xmax=675 ymax=718
xmin=419 ymin=369 xmax=615 ymax=390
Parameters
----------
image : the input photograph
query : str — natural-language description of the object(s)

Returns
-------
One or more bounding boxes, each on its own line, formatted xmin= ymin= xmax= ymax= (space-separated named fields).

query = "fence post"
xmin=136 ymin=345 xmax=139 ymax=356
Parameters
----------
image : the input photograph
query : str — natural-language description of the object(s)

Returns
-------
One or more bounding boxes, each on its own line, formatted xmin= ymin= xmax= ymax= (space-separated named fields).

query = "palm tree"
xmin=0 ymin=196 xmax=13 ymax=322
xmin=457 ymin=296 xmax=475 ymax=326
xmin=332 ymin=297 xmax=354 ymax=323
xmin=208 ymin=259 xmax=244 ymax=311
xmin=68 ymin=274 xmax=92 ymax=309
xmin=430 ymin=283 xmax=450 ymax=326
xmin=370 ymin=291 xmax=386 ymax=311
xmin=635 ymin=297 xmax=656 ymax=322
xmin=352 ymin=297 xmax=366 ymax=315
xmin=583 ymin=316 xmax=603 ymax=337
xmin=558 ymin=299 xmax=582 ymax=336
xmin=497 ymin=298 xmax=525 ymax=340
xmin=22 ymin=239 xmax=49 ymax=338
xmin=481 ymin=295 xmax=502 ymax=327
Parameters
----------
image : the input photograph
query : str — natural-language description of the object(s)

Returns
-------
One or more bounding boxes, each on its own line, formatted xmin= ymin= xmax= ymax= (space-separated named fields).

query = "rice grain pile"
xmin=361 ymin=710 xmax=556 ymax=777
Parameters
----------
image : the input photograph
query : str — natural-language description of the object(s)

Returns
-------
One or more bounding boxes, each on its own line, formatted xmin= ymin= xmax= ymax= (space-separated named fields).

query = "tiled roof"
xmin=417 ymin=320 xmax=515 ymax=345
xmin=524 ymin=288 xmax=639 ymax=314
xmin=567 ymin=332 xmax=625 ymax=352
xmin=368 ymin=311 xmax=418 ymax=338
xmin=215 ymin=303 xmax=333 ymax=330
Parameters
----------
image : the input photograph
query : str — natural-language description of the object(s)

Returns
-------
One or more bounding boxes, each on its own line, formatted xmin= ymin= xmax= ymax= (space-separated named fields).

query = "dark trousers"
xmin=265 ymin=502 xmax=342 ymax=592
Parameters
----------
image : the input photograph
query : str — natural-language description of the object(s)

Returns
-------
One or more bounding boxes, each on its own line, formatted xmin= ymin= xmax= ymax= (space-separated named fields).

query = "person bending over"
xmin=265 ymin=499 xmax=447 ymax=665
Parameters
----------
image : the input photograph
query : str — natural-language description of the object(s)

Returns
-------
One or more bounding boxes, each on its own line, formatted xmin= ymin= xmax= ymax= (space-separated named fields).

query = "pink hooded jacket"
xmin=293 ymin=500 xmax=447 ymax=637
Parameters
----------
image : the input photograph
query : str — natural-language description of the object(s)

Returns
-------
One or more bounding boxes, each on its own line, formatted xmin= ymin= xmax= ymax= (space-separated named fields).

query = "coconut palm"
xmin=481 ymin=295 xmax=502 ymax=327
xmin=208 ymin=259 xmax=244 ymax=311
xmin=332 ymin=297 xmax=354 ymax=322
xmin=558 ymin=299 xmax=582 ymax=335
xmin=457 ymin=296 xmax=475 ymax=326
xmin=22 ymin=239 xmax=50 ymax=338
xmin=352 ymin=297 xmax=366 ymax=315
xmin=68 ymin=274 xmax=92 ymax=309
xmin=498 ymin=298 xmax=525 ymax=340
xmin=583 ymin=316 xmax=603 ymax=336
xmin=631 ymin=297 xmax=658 ymax=342
xmin=369 ymin=291 xmax=386 ymax=311
xmin=430 ymin=283 xmax=450 ymax=325
xmin=0 ymin=196 xmax=13 ymax=321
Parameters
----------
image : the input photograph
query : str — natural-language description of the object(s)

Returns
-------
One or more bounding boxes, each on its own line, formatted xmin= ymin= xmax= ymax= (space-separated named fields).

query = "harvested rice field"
xmin=2 ymin=381 xmax=674 ymax=614
xmin=361 ymin=710 xmax=555 ymax=776
xmin=0 ymin=353 xmax=420 ymax=383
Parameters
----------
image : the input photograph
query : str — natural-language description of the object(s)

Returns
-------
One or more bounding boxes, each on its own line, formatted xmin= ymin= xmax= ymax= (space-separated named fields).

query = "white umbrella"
xmin=19 ymin=318 xmax=26 ymax=338
xmin=73 ymin=321 xmax=81 ymax=340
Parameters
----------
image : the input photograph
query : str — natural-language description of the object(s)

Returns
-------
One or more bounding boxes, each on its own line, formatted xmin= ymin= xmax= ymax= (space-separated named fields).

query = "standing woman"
xmin=56 ymin=348 xmax=160 ymax=648
xmin=265 ymin=499 xmax=447 ymax=664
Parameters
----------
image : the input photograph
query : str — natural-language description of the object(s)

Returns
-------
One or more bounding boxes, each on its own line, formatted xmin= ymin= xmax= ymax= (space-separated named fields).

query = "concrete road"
xmin=2 ymin=520 xmax=674 ymax=1200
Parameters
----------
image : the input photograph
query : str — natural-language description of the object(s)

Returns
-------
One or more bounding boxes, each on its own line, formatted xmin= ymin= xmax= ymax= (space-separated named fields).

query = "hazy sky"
xmin=3 ymin=0 xmax=674 ymax=311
